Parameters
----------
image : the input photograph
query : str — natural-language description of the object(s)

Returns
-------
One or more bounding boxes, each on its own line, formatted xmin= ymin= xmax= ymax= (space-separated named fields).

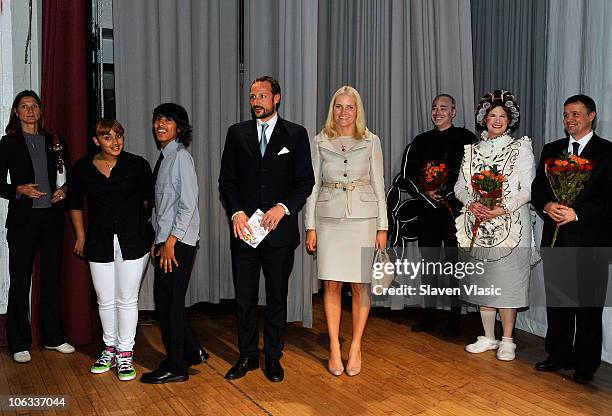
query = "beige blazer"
xmin=304 ymin=131 xmax=388 ymax=230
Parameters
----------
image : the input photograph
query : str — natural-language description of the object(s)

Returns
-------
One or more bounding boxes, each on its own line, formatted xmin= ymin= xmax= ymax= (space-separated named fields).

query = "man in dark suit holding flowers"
xmin=531 ymin=94 xmax=612 ymax=384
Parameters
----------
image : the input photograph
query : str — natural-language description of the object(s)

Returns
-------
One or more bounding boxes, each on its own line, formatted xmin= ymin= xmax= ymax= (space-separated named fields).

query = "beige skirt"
xmin=315 ymin=217 xmax=376 ymax=283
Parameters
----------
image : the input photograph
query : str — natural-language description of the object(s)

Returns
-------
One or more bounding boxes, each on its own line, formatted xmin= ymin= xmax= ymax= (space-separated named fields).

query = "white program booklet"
xmin=241 ymin=209 xmax=270 ymax=248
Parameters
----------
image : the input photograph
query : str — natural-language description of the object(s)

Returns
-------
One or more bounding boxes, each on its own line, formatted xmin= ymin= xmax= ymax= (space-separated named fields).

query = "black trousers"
xmin=418 ymin=208 xmax=460 ymax=310
xmin=153 ymin=241 xmax=201 ymax=374
xmin=6 ymin=208 xmax=66 ymax=353
xmin=231 ymin=242 xmax=295 ymax=360
xmin=543 ymin=247 xmax=608 ymax=374
xmin=417 ymin=206 xmax=458 ymax=248
xmin=545 ymin=307 xmax=603 ymax=374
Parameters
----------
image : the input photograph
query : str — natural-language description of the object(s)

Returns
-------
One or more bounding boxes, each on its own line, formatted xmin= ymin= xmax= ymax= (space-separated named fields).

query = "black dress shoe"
xmin=264 ymin=358 xmax=284 ymax=382
xmin=411 ymin=319 xmax=437 ymax=332
xmin=140 ymin=369 xmax=189 ymax=384
xmin=573 ymin=371 xmax=594 ymax=384
xmin=535 ymin=358 xmax=565 ymax=372
xmin=185 ymin=348 xmax=210 ymax=366
xmin=224 ymin=356 xmax=259 ymax=380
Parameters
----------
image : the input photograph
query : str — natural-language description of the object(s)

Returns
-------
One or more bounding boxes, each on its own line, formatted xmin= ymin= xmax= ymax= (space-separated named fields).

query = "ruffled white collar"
xmin=480 ymin=130 xmax=511 ymax=141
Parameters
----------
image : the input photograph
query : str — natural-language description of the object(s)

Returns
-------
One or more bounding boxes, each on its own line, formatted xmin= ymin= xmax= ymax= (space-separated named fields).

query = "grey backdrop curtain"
xmin=316 ymin=0 xmax=475 ymax=309
xmin=536 ymin=0 xmax=612 ymax=364
xmin=113 ymin=0 xmax=476 ymax=322
xmin=470 ymin=0 xmax=550 ymax=342
xmin=318 ymin=0 xmax=476 ymax=177
xmin=243 ymin=0 xmax=319 ymax=326
xmin=544 ymin=0 xmax=612 ymax=142
xmin=471 ymin=0 xmax=548 ymax=157
xmin=113 ymin=0 xmax=240 ymax=309
xmin=470 ymin=0 xmax=612 ymax=364
xmin=0 ymin=4 xmax=12 ymax=314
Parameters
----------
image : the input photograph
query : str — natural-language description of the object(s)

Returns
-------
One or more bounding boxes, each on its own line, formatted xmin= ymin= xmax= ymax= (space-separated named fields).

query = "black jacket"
xmin=531 ymin=134 xmax=612 ymax=247
xmin=0 ymin=132 xmax=71 ymax=229
xmin=219 ymin=117 xmax=315 ymax=248
xmin=398 ymin=126 xmax=477 ymax=217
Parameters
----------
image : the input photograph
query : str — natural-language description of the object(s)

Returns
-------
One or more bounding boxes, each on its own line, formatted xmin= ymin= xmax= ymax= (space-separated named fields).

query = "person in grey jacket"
xmin=304 ymin=86 xmax=387 ymax=377
xmin=140 ymin=103 xmax=208 ymax=384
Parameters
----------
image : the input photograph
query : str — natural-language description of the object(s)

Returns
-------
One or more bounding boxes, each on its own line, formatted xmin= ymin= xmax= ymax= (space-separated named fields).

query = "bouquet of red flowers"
xmin=469 ymin=165 xmax=506 ymax=250
xmin=545 ymin=152 xmax=594 ymax=247
xmin=419 ymin=160 xmax=452 ymax=214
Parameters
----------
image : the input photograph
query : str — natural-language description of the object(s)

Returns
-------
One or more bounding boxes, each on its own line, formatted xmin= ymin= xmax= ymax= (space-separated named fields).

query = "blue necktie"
xmin=260 ymin=123 xmax=269 ymax=156
xmin=572 ymin=142 xmax=580 ymax=156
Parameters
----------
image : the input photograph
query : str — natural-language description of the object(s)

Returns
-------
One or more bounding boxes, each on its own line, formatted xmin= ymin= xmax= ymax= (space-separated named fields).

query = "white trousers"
xmin=89 ymin=235 xmax=148 ymax=352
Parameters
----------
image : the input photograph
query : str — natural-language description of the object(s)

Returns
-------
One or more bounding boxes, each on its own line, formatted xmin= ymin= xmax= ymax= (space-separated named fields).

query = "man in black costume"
xmin=397 ymin=94 xmax=476 ymax=336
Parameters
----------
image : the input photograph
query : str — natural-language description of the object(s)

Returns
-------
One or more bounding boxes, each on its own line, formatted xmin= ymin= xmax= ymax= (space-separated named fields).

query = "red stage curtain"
xmin=39 ymin=0 xmax=94 ymax=346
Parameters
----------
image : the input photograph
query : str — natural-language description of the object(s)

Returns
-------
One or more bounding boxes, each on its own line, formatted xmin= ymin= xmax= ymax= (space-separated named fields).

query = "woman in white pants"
xmin=69 ymin=119 xmax=153 ymax=381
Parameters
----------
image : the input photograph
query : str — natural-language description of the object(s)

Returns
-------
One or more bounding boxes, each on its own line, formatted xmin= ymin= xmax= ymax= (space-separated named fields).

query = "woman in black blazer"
xmin=0 ymin=90 xmax=74 ymax=363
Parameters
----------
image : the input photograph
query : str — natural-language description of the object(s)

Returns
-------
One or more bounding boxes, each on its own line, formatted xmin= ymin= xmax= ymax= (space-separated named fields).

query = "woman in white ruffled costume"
xmin=454 ymin=90 xmax=535 ymax=361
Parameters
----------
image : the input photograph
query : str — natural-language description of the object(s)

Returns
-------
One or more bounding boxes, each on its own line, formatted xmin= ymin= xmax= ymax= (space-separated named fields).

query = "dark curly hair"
xmin=152 ymin=103 xmax=193 ymax=147
xmin=5 ymin=90 xmax=46 ymax=135
xmin=475 ymin=90 xmax=520 ymax=132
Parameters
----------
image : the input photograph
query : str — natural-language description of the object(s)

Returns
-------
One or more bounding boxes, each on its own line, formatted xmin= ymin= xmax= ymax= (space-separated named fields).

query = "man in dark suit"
xmin=0 ymin=90 xmax=74 ymax=363
xmin=531 ymin=94 xmax=612 ymax=384
xmin=219 ymin=76 xmax=315 ymax=382
xmin=398 ymin=94 xmax=476 ymax=336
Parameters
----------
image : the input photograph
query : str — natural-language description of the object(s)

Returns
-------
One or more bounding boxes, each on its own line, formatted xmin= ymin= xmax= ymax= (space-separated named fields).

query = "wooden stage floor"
xmin=2 ymin=297 xmax=612 ymax=415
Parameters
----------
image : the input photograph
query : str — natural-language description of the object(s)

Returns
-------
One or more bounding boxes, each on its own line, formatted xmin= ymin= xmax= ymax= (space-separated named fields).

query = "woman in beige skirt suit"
xmin=304 ymin=86 xmax=387 ymax=376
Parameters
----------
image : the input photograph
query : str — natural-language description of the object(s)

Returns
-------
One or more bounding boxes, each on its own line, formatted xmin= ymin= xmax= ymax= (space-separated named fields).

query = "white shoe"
xmin=44 ymin=343 xmax=75 ymax=354
xmin=14 ymin=351 xmax=31 ymax=363
xmin=465 ymin=336 xmax=499 ymax=353
xmin=496 ymin=340 xmax=516 ymax=361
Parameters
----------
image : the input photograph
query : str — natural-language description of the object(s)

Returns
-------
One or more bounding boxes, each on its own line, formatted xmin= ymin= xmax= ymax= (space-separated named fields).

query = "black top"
xmin=68 ymin=151 xmax=154 ymax=262
xmin=397 ymin=126 xmax=477 ymax=216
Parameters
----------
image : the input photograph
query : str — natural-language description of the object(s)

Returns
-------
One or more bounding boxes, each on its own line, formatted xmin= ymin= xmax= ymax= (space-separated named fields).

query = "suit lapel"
xmin=573 ymin=135 xmax=605 ymax=203
xmin=264 ymin=118 xmax=286 ymax=159
xmin=318 ymin=137 xmax=342 ymax=156
xmin=350 ymin=137 xmax=371 ymax=152
xmin=579 ymin=134 xmax=600 ymax=161
xmin=317 ymin=135 xmax=371 ymax=156
xmin=550 ymin=137 xmax=569 ymax=158
xmin=244 ymin=120 xmax=260 ymax=158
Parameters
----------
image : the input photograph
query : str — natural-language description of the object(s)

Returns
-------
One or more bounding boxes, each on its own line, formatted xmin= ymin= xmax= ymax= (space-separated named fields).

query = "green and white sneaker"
xmin=116 ymin=351 xmax=136 ymax=381
xmin=91 ymin=346 xmax=117 ymax=374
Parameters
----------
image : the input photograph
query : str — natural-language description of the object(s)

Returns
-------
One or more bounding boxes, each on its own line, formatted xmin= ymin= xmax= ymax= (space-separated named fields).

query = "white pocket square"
xmin=278 ymin=147 xmax=290 ymax=155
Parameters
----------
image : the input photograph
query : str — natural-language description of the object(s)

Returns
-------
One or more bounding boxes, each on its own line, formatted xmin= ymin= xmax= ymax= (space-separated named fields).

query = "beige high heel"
xmin=345 ymin=350 xmax=361 ymax=376
xmin=328 ymin=347 xmax=344 ymax=376
xmin=328 ymin=362 xmax=344 ymax=376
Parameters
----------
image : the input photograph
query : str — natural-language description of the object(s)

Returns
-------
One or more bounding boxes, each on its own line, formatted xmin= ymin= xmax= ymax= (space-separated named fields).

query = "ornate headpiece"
xmin=475 ymin=90 xmax=520 ymax=129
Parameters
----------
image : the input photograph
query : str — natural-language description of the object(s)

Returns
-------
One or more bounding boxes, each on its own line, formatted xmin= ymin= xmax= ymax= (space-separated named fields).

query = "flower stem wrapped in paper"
xmin=469 ymin=165 xmax=505 ymax=251
xmin=419 ymin=160 xmax=453 ymax=214
xmin=545 ymin=152 xmax=594 ymax=247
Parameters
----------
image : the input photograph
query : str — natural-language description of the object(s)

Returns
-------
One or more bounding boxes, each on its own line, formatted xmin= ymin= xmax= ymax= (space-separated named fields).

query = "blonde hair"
xmin=322 ymin=86 xmax=368 ymax=139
